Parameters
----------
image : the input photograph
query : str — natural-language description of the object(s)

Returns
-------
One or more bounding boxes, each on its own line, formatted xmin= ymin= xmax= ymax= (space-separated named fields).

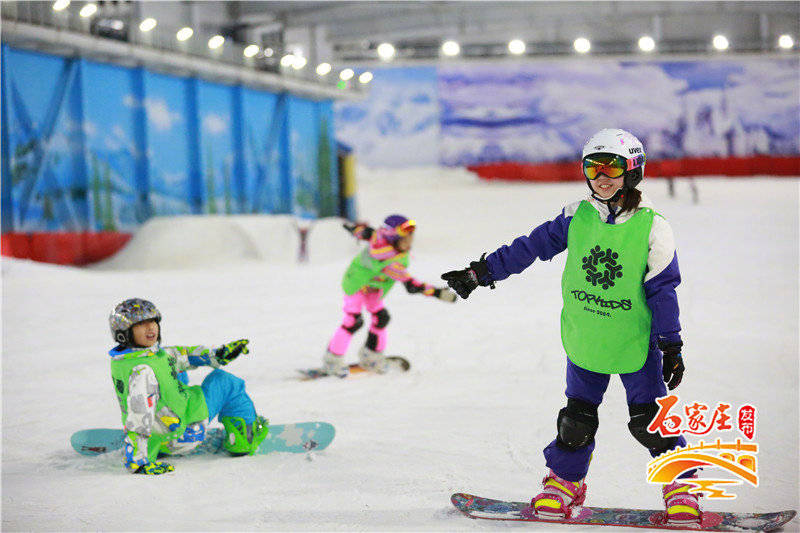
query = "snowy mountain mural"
xmin=334 ymin=58 xmax=800 ymax=168
xmin=335 ymin=67 xmax=440 ymax=167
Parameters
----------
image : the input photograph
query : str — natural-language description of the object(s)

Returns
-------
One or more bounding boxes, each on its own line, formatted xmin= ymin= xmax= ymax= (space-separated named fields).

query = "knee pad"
xmin=365 ymin=331 xmax=379 ymax=350
xmin=372 ymin=308 xmax=390 ymax=329
xmin=556 ymin=398 xmax=599 ymax=451
xmin=628 ymin=402 xmax=680 ymax=455
xmin=343 ymin=313 xmax=364 ymax=334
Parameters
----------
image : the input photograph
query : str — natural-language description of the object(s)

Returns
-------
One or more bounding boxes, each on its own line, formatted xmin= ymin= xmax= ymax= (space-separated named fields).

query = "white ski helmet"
xmin=109 ymin=298 xmax=161 ymax=346
xmin=582 ymin=128 xmax=646 ymax=189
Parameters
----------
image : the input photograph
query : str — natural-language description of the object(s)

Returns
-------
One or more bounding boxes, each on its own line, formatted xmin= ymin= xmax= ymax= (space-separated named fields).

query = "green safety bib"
xmin=342 ymin=248 xmax=409 ymax=295
xmin=560 ymin=201 xmax=655 ymax=373
xmin=110 ymin=349 xmax=208 ymax=461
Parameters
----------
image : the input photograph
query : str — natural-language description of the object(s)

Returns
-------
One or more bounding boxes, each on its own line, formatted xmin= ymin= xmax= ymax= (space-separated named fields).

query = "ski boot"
xmin=662 ymin=475 xmax=702 ymax=525
xmin=530 ymin=469 xmax=587 ymax=519
xmin=322 ymin=350 xmax=350 ymax=378
xmin=220 ymin=415 xmax=269 ymax=456
xmin=358 ymin=345 xmax=388 ymax=373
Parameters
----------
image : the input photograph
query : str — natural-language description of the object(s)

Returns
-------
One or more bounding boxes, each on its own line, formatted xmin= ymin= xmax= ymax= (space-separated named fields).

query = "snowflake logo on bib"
xmin=581 ymin=245 xmax=623 ymax=289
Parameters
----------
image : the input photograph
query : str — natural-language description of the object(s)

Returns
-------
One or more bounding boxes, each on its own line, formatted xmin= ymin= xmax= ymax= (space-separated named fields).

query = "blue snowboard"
xmin=71 ymin=422 xmax=335 ymax=456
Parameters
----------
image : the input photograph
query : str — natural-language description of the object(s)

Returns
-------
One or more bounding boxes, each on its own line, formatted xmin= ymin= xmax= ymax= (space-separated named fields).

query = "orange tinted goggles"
xmin=582 ymin=153 xmax=645 ymax=180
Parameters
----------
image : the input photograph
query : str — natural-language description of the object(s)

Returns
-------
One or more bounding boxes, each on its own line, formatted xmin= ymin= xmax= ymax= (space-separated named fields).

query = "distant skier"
xmin=108 ymin=298 xmax=269 ymax=475
xmin=322 ymin=215 xmax=457 ymax=377
xmin=442 ymin=129 xmax=698 ymax=525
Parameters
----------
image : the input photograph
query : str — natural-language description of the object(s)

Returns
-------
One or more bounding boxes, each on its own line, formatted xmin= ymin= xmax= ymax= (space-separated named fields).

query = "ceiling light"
xmin=638 ymin=35 xmax=656 ymax=52
xmin=340 ymin=68 xmax=354 ymax=81
xmin=778 ymin=34 xmax=794 ymax=49
xmin=292 ymin=56 xmax=307 ymax=70
xmin=377 ymin=42 xmax=396 ymax=60
xmin=359 ymin=71 xmax=373 ymax=84
xmin=176 ymin=27 xmax=194 ymax=41
xmin=573 ymin=37 xmax=591 ymax=53
xmin=208 ymin=35 xmax=225 ymax=49
xmin=52 ymin=0 xmax=70 ymax=11
xmin=280 ymin=54 xmax=295 ymax=67
xmin=508 ymin=39 xmax=526 ymax=55
xmin=712 ymin=34 xmax=729 ymax=51
xmin=79 ymin=3 xmax=97 ymax=17
xmin=139 ymin=18 xmax=157 ymax=32
xmin=442 ymin=40 xmax=460 ymax=57
xmin=243 ymin=45 xmax=259 ymax=57
xmin=316 ymin=62 xmax=332 ymax=76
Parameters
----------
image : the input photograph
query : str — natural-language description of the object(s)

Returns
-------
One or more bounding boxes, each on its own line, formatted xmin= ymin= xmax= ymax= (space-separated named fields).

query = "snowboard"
xmin=451 ymin=493 xmax=797 ymax=532
xmin=71 ymin=422 xmax=335 ymax=456
xmin=297 ymin=355 xmax=411 ymax=381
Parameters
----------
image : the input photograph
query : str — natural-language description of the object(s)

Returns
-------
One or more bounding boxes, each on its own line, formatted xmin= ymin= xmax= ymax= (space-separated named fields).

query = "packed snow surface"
xmin=3 ymin=168 xmax=798 ymax=531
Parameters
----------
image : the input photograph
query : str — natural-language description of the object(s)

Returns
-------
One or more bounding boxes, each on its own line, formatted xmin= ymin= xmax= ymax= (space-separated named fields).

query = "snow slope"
xmin=2 ymin=169 xmax=798 ymax=531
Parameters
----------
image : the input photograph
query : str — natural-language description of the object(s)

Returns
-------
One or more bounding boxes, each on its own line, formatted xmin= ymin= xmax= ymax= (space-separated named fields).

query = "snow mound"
xmin=93 ymin=215 xmax=298 ymax=270
xmin=305 ymin=217 xmax=361 ymax=263
xmin=91 ymin=214 xmax=363 ymax=270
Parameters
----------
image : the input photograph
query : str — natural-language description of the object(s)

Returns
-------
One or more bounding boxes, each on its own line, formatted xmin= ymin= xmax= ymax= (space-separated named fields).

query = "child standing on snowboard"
xmin=322 ymin=214 xmax=457 ymax=377
xmin=442 ymin=129 xmax=698 ymax=525
xmin=108 ymin=298 xmax=269 ymax=474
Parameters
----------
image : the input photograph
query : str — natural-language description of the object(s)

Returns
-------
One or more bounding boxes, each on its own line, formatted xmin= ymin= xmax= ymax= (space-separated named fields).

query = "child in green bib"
xmin=108 ymin=298 xmax=269 ymax=475
xmin=322 ymin=214 xmax=456 ymax=377
xmin=442 ymin=129 xmax=697 ymax=525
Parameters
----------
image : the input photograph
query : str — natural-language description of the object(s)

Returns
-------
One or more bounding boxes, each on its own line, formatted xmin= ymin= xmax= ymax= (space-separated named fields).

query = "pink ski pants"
xmin=327 ymin=290 xmax=387 ymax=355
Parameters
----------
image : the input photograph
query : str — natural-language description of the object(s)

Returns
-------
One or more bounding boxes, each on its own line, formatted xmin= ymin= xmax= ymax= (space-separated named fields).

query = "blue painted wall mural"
xmin=82 ymin=61 xmax=140 ymax=232
xmin=334 ymin=58 xmax=800 ymax=168
xmin=1 ymin=44 xmax=339 ymax=246
xmin=3 ymin=47 xmax=90 ymax=233
xmin=240 ymin=88 xmax=282 ymax=214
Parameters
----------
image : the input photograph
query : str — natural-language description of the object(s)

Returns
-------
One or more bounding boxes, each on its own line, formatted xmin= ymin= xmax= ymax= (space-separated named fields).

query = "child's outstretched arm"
xmin=163 ymin=340 xmax=250 ymax=371
xmin=381 ymin=262 xmax=456 ymax=303
xmin=442 ymin=209 xmax=572 ymax=299
xmin=343 ymin=221 xmax=374 ymax=241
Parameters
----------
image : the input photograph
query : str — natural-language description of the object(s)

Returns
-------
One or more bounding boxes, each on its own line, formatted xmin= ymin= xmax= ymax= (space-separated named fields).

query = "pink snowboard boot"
xmin=530 ymin=470 xmax=587 ymax=519
xmin=662 ymin=476 xmax=702 ymax=524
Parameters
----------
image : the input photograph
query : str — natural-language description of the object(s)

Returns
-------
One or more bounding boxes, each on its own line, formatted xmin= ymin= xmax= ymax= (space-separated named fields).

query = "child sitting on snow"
xmin=108 ymin=298 xmax=268 ymax=474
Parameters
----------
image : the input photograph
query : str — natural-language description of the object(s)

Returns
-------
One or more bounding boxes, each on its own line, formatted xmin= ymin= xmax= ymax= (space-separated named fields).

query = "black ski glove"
xmin=134 ymin=461 xmax=174 ymax=475
xmin=343 ymin=222 xmax=374 ymax=240
xmin=215 ymin=339 xmax=250 ymax=366
xmin=659 ymin=340 xmax=684 ymax=390
xmin=441 ymin=254 xmax=494 ymax=300
xmin=403 ymin=280 xmax=425 ymax=294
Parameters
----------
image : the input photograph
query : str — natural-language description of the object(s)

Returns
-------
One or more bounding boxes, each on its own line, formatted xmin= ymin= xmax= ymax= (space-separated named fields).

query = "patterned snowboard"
xmin=71 ymin=422 xmax=335 ymax=456
xmin=451 ymin=493 xmax=797 ymax=532
xmin=297 ymin=355 xmax=410 ymax=380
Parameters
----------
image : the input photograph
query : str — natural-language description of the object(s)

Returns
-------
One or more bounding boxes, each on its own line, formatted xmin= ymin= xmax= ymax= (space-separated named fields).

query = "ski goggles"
xmin=582 ymin=153 xmax=645 ymax=180
xmin=395 ymin=219 xmax=417 ymax=237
